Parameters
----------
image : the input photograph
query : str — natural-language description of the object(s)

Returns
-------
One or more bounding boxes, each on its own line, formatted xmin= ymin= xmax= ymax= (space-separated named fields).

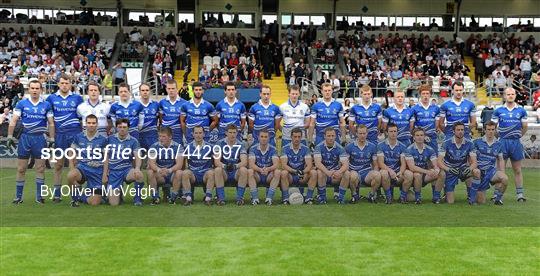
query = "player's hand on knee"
xmin=449 ymin=167 xmax=460 ymax=175
xmin=6 ymin=136 xmax=17 ymax=148
xmin=461 ymin=167 xmax=472 ymax=177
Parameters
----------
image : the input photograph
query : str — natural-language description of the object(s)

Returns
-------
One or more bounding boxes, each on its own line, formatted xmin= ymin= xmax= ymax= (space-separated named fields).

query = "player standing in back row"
xmin=439 ymin=82 xmax=477 ymax=140
xmin=215 ymin=82 xmax=247 ymax=140
xmin=248 ymin=85 xmax=282 ymax=147
xmin=309 ymin=83 xmax=346 ymax=146
xmin=279 ymin=84 xmax=310 ymax=148
xmin=491 ymin=87 xmax=528 ymax=202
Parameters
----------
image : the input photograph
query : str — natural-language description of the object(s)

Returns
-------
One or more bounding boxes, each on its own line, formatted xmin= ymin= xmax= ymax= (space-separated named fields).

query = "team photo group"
xmin=7 ymin=74 xmax=528 ymax=207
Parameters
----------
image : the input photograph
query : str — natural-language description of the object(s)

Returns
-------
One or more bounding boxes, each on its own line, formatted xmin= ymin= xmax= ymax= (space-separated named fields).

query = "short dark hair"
xmin=452 ymin=81 xmax=464 ymax=89
xmin=226 ymin=124 xmax=238 ymax=132
xmin=452 ymin=121 xmax=465 ymax=130
xmin=28 ymin=79 xmax=41 ymax=88
xmin=166 ymin=79 xmax=177 ymax=86
xmin=115 ymin=118 xmax=130 ymax=127
xmin=412 ymin=127 xmax=425 ymax=136
xmin=291 ymin=127 xmax=303 ymax=137
xmin=192 ymin=82 xmax=204 ymax=89
xmin=224 ymin=82 xmax=235 ymax=89
xmin=324 ymin=127 xmax=336 ymax=135
xmin=484 ymin=121 xmax=497 ymax=128
xmin=386 ymin=122 xmax=398 ymax=130
xmin=288 ymin=84 xmax=300 ymax=92
xmin=159 ymin=126 xmax=172 ymax=137
xmin=86 ymin=114 xmax=98 ymax=123
xmin=59 ymin=73 xmax=71 ymax=82
xmin=87 ymin=81 xmax=100 ymax=90
xmin=118 ymin=82 xmax=130 ymax=91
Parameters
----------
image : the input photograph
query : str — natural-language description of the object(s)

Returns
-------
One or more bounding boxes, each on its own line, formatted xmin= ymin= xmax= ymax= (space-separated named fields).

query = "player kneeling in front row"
xmin=405 ymin=128 xmax=442 ymax=204
xmin=280 ymin=127 xmax=317 ymax=204
xmin=147 ymin=127 xmax=184 ymax=205
xmin=214 ymin=125 xmax=249 ymax=205
xmin=248 ymin=129 xmax=282 ymax=205
xmin=314 ymin=127 xmax=350 ymax=204
xmin=346 ymin=125 xmax=380 ymax=203
xmin=377 ymin=123 xmax=413 ymax=204
xmin=67 ymin=115 xmax=108 ymax=207
xmin=102 ymin=119 xmax=145 ymax=206
xmin=181 ymin=126 xmax=218 ymax=205
xmin=470 ymin=122 xmax=508 ymax=205
xmin=437 ymin=122 xmax=480 ymax=204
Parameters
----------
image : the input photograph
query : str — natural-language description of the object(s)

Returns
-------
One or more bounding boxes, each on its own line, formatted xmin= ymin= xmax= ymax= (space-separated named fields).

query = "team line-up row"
xmin=6 ymin=77 xmax=529 ymax=206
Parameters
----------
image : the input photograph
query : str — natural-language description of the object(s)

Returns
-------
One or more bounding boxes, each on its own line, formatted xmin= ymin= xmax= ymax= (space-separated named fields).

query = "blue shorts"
xmin=78 ymin=165 xmax=104 ymax=189
xmin=17 ymin=133 xmax=47 ymax=159
xmin=291 ymin=174 xmax=308 ymax=186
xmin=129 ymin=130 xmax=140 ymax=141
xmin=475 ymin=168 xmax=497 ymax=191
xmin=139 ymin=132 xmax=158 ymax=150
xmin=444 ymin=166 xmax=468 ymax=192
xmin=193 ymin=169 xmax=210 ymax=186
xmin=356 ymin=170 xmax=370 ymax=187
xmin=226 ymin=169 xmax=237 ymax=184
xmin=500 ymin=138 xmax=524 ymax=161
xmin=55 ymin=132 xmax=78 ymax=150
xmin=255 ymin=172 xmax=270 ymax=186
xmin=108 ymin=169 xmax=132 ymax=190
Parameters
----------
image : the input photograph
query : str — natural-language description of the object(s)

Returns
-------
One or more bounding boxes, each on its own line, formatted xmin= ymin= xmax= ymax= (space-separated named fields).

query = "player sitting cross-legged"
xmin=280 ymin=127 xmax=318 ymax=204
xmin=214 ymin=124 xmax=249 ymax=205
xmin=147 ymin=127 xmax=184 ymax=205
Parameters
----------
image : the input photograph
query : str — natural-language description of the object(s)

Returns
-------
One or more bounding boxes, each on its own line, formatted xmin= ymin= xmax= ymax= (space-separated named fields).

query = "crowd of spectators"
xmin=195 ymin=26 xmax=263 ymax=89
xmin=0 ymin=25 xmax=111 ymax=103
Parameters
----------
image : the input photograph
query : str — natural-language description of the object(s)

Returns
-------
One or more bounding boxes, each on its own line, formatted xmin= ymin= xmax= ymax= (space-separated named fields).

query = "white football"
xmin=289 ymin=192 xmax=304 ymax=205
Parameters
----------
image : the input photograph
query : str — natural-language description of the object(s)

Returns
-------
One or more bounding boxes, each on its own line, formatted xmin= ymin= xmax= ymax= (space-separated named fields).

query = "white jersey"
xmin=279 ymin=100 xmax=310 ymax=140
xmin=77 ymin=99 xmax=111 ymax=135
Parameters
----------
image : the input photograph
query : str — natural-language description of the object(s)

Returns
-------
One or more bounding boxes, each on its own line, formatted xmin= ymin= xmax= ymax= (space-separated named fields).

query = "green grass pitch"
xmin=1 ymin=168 xmax=539 ymax=274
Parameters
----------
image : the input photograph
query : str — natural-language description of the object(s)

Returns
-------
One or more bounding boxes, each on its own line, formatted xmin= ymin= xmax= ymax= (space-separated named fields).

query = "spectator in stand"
xmin=112 ymin=62 xmax=126 ymax=94
xmin=524 ymin=135 xmax=539 ymax=159
xmin=533 ymin=89 xmax=540 ymax=110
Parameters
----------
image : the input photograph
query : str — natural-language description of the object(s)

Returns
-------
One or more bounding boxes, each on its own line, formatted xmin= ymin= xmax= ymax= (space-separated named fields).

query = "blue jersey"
xmin=159 ymin=97 xmax=187 ymax=143
xmin=46 ymin=92 xmax=83 ymax=133
xmin=281 ymin=144 xmax=311 ymax=171
xmin=377 ymin=140 xmax=407 ymax=172
xmin=473 ymin=137 xmax=503 ymax=172
xmin=248 ymin=101 xmax=282 ymax=143
xmin=71 ymin=132 xmax=108 ymax=169
xmin=110 ymin=100 xmax=145 ymax=134
xmin=382 ymin=105 xmax=414 ymax=143
xmin=215 ymin=98 xmax=247 ymax=138
xmin=491 ymin=105 xmax=528 ymax=139
xmin=107 ymin=134 xmax=140 ymax=171
xmin=181 ymin=99 xmax=217 ymax=143
xmin=184 ymin=141 xmax=214 ymax=172
xmin=149 ymin=141 xmax=183 ymax=169
xmin=248 ymin=143 xmax=278 ymax=168
xmin=411 ymin=103 xmax=440 ymax=138
xmin=348 ymin=102 xmax=382 ymax=141
xmin=440 ymin=99 xmax=476 ymax=137
xmin=313 ymin=142 xmax=348 ymax=171
xmin=215 ymin=138 xmax=247 ymax=165
xmin=310 ymin=100 xmax=344 ymax=135
xmin=345 ymin=141 xmax=378 ymax=174
xmin=13 ymin=98 xmax=53 ymax=135
xmin=439 ymin=138 xmax=476 ymax=168
xmin=139 ymin=100 xmax=160 ymax=136
xmin=405 ymin=143 xmax=437 ymax=169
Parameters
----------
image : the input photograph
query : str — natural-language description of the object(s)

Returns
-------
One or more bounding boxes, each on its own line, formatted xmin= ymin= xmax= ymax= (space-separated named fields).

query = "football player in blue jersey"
xmin=248 ymin=129 xmax=282 ymax=205
xmin=215 ymin=82 xmax=247 ymax=140
xmin=46 ymin=74 xmax=84 ymax=202
xmin=377 ymin=123 xmax=413 ymax=204
xmin=346 ymin=125 xmax=380 ymax=203
xmin=8 ymin=80 xmax=55 ymax=204
xmin=439 ymin=82 xmax=477 ymax=140
xmin=348 ymin=85 xmax=382 ymax=143
xmin=314 ymin=127 xmax=350 ymax=204
xmin=66 ymin=115 xmax=108 ymax=207
xmin=280 ymin=127 xmax=318 ymax=204
xmin=147 ymin=127 xmax=184 ymax=205
xmin=181 ymin=81 xmax=218 ymax=143
xmin=102 ymin=119 xmax=145 ymax=206
xmin=214 ymin=125 xmax=249 ymax=205
xmin=308 ymin=83 xmax=346 ymax=146
xmin=109 ymin=83 xmax=145 ymax=140
xmin=471 ymin=121 xmax=508 ymax=205
xmin=411 ymin=84 xmax=440 ymax=152
xmin=159 ymin=80 xmax=187 ymax=145
xmin=491 ymin=87 xmax=528 ymax=202
xmin=138 ymin=83 xmax=160 ymax=150
xmin=437 ymin=122 xmax=481 ymax=204
xmin=382 ymin=90 xmax=414 ymax=146
xmin=181 ymin=126 xmax=218 ymax=205
xmin=248 ymin=85 xmax=282 ymax=147
xmin=405 ymin=128 xmax=442 ymax=204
